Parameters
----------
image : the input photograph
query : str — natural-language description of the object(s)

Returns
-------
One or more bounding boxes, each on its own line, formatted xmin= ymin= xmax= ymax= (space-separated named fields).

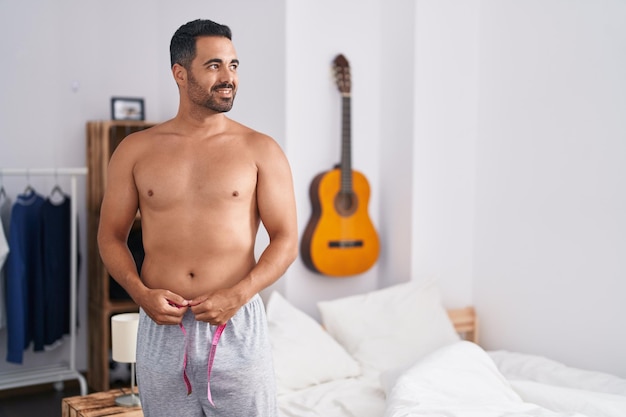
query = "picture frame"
xmin=111 ymin=97 xmax=145 ymax=121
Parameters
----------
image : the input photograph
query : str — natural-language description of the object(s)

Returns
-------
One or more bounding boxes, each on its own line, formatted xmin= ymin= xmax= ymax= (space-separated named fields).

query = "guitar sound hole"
xmin=334 ymin=192 xmax=358 ymax=216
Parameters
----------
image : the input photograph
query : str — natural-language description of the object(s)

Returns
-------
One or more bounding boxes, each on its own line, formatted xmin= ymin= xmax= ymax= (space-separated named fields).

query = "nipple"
xmin=232 ymin=191 xmax=239 ymax=197
xmin=148 ymin=190 xmax=154 ymax=197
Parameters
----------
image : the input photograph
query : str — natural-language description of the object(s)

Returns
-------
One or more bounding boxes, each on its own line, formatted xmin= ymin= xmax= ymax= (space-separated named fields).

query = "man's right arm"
xmin=97 ymin=135 xmax=188 ymax=324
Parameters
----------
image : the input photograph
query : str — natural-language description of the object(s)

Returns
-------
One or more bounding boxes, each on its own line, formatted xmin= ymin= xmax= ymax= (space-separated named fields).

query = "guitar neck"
xmin=340 ymin=94 xmax=352 ymax=193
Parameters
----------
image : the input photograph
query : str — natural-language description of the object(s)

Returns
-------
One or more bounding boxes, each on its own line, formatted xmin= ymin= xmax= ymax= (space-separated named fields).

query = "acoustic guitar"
xmin=301 ymin=54 xmax=380 ymax=277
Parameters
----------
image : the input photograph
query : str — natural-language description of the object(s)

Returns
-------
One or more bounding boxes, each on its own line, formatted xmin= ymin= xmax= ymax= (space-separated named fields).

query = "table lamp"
xmin=111 ymin=313 xmax=141 ymax=407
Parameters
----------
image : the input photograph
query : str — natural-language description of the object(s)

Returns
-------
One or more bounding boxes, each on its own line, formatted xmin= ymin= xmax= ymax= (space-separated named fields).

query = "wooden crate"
xmin=62 ymin=387 xmax=142 ymax=417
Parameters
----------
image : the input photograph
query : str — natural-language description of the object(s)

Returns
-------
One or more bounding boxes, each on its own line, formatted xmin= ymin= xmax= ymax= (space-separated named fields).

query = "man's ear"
xmin=172 ymin=63 xmax=186 ymax=86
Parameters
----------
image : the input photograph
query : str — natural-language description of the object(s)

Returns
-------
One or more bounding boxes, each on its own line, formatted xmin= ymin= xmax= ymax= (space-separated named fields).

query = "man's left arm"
xmin=241 ymin=136 xmax=299 ymax=296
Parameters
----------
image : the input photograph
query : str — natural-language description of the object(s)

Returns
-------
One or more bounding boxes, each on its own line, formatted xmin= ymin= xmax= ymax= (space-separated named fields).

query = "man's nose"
xmin=219 ymin=67 xmax=235 ymax=84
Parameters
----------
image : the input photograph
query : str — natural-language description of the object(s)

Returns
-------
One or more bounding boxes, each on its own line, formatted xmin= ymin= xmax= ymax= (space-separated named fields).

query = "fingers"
xmin=142 ymin=289 xmax=190 ymax=325
xmin=147 ymin=290 xmax=237 ymax=325
xmin=189 ymin=299 xmax=220 ymax=323
xmin=188 ymin=295 xmax=235 ymax=326
xmin=165 ymin=291 xmax=190 ymax=309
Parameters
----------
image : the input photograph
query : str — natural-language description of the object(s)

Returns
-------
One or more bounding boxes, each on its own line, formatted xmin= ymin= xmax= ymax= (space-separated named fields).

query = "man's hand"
xmin=136 ymin=288 xmax=190 ymax=325
xmin=189 ymin=288 xmax=246 ymax=326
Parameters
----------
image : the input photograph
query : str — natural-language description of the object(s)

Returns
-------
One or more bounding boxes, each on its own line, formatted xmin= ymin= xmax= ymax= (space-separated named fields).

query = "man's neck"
xmin=172 ymin=109 xmax=230 ymax=139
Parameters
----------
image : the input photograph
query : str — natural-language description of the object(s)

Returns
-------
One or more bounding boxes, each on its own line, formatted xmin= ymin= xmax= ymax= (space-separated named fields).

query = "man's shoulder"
xmin=227 ymin=119 xmax=274 ymax=144
xmin=110 ymin=122 xmax=169 ymax=160
xmin=134 ymin=120 xmax=173 ymax=136
xmin=120 ymin=120 xmax=173 ymax=143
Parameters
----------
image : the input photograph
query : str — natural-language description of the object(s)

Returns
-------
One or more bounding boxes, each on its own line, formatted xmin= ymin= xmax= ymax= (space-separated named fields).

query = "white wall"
xmin=473 ymin=0 xmax=626 ymax=377
xmin=1 ymin=0 xmax=625 ymax=382
xmin=413 ymin=0 xmax=626 ymax=377
xmin=379 ymin=0 xmax=416 ymax=289
xmin=413 ymin=0 xmax=479 ymax=307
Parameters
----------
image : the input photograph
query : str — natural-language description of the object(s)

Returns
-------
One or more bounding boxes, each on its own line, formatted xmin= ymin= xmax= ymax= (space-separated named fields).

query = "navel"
xmin=188 ymin=272 xmax=195 ymax=279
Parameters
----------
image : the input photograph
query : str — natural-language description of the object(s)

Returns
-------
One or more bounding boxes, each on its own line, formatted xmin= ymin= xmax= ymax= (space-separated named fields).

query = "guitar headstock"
xmin=333 ymin=54 xmax=351 ymax=96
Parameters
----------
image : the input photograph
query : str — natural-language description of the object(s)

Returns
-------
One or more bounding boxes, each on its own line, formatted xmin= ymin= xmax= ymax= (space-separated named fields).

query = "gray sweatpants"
xmin=136 ymin=294 xmax=278 ymax=416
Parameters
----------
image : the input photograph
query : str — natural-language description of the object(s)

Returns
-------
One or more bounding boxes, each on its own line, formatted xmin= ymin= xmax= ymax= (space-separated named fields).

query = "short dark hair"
xmin=170 ymin=19 xmax=232 ymax=69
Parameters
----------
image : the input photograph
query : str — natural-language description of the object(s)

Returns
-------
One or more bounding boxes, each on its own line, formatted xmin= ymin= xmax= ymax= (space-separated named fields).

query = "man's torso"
xmin=129 ymin=121 xmax=261 ymax=299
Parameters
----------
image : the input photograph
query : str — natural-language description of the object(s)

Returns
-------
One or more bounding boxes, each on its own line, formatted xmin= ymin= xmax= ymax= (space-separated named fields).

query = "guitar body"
xmin=301 ymin=168 xmax=380 ymax=276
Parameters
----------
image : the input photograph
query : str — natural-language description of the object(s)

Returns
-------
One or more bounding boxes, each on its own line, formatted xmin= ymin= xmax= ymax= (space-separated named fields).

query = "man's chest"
xmin=133 ymin=150 xmax=258 ymax=209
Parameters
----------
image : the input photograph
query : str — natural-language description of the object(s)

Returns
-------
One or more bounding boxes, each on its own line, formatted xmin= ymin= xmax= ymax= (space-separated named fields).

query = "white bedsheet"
xmin=276 ymin=341 xmax=626 ymax=417
xmin=488 ymin=349 xmax=626 ymax=397
xmin=510 ymin=380 xmax=626 ymax=417
xmin=278 ymin=373 xmax=385 ymax=417
xmin=384 ymin=341 xmax=626 ymax=417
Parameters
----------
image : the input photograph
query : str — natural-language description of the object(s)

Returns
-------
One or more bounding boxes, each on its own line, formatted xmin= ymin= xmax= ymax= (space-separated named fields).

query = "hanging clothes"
xmin=5 ymin=190 xmax=46 ymax=364
xmin=0 ymin=192 xmax=11 ymax=330
xmin=41 ymin=192 xmax=73 ymax=347
xmin=0 ymin=227 xmax=8 ymax=331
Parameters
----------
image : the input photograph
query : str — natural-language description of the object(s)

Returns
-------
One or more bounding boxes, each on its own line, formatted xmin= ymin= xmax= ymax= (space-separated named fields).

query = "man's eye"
xmin=230 ymin=64 xmax=238 ymax=71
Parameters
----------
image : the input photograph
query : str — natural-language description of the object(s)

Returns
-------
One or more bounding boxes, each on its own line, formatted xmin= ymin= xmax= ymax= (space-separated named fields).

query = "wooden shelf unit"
xmin=86 ymin=120 xmax=156 ymax=392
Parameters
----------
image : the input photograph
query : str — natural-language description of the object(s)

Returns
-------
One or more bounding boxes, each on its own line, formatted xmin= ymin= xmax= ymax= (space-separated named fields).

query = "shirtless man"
xmin=97 ymin=19 xmax=298 ymax=416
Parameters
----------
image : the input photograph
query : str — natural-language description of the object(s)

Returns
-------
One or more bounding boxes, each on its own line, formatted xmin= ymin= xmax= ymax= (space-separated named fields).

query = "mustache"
xmin=213 ymin=83 xmax=234 ymax=90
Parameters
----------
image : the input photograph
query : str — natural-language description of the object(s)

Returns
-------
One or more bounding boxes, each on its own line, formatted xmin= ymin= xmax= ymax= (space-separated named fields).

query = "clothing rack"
xmin=0 ymin=167 xmax=88 ymax=396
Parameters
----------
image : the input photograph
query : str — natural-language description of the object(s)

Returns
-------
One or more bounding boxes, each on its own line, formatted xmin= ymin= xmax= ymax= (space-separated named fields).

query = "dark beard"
xmin=187 ymin=74 xmax=236 ymax=113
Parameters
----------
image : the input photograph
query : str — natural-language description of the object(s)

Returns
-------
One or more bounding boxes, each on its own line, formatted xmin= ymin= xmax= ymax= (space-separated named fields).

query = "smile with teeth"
xmin=214 ymin=85 xmax=234 ymax=97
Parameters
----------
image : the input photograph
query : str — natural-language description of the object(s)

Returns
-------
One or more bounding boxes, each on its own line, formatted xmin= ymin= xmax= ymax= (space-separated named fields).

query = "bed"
xmin=265 ymin=280 xmax=626 ymax=417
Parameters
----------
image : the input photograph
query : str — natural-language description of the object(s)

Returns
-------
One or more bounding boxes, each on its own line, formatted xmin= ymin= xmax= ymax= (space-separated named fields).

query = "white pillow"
xmin=317 ymin=280 xmax=460 ymax=373
xmin=266 ymin=291 xmax=361 ymax=394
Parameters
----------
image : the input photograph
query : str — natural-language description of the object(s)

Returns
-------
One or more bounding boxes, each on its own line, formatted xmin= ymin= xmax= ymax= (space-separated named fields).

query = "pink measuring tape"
xmin=179 ymin=322 xmax=227 ymax=407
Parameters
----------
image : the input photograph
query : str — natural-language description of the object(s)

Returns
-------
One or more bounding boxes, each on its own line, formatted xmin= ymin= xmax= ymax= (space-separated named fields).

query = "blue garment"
xmin=42 ymin=195 xmax=71 ymax=346
xmin=5 ymin=190 xmax=45 ymax=364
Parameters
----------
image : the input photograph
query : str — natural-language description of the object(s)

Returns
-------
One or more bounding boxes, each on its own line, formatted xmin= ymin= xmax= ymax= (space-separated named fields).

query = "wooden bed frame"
xmin=447 ymin=307 xmax=478 ymax=344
